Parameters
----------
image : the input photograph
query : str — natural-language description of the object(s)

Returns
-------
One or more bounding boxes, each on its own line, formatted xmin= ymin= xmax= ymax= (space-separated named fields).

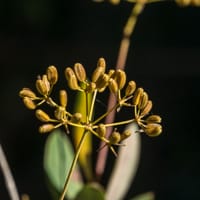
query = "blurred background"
xmin=0 ymin=0 xmax=200 ymax=199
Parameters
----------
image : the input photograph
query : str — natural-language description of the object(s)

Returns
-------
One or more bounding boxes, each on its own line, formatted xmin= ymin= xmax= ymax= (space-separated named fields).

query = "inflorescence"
xmin=19 ymin=58 xmax=162 ymax=156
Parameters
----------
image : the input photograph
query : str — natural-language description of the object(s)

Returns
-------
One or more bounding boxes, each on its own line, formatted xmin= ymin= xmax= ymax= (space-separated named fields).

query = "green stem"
xmin=59 ymin=131 xmax=88 ymax=200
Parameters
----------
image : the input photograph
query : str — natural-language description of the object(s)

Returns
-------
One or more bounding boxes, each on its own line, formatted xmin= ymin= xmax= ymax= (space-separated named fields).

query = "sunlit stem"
xmin=89 ymin=90 xmax=97 ymax=121
xmin=59 ymin=131 xmax=88 ymax=200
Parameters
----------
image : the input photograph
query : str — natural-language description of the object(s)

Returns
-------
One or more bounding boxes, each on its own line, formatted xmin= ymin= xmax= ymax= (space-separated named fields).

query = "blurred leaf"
xmin=106 ymin=123 xmax=141 ymax=200
xmin=44 ymin=129 xmax=83 ymax=200
xmin=72 ymin=90 xmax=93 ymax=181
xmin=130 ymin=192 xmax=155 ymax=200
xmin=74 ymin=183 xmax=105 ymax=200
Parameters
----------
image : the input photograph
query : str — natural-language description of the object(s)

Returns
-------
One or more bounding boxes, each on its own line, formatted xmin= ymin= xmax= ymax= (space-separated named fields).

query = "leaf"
xmin=106 ymin=123 xmax=141 ymax=200
xmin=74 ymin=183 xmax=105 ymax=200
xmin=72 ymin=90 xmax=93 ymax=180
xmin=43 ymin=129 xmax=83 ymax=200
xmin=130 ymin=192 xmax=155 ymax=200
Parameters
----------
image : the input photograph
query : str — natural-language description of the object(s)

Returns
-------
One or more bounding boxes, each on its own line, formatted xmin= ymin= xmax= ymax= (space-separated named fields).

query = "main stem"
xmin=95 ymin=2 xmax=146 ymax=179
xmin=59 ymin=131 xmax=88 ymax=200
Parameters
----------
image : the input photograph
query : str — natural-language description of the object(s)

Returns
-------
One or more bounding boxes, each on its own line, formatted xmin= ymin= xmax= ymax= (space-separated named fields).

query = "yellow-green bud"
xmin=42 ymin=75 xmax=50 ymax=93
xmin=144 ymin=123 xmax=162 ymax=137
xmin=71 ymin=113 xmax=82 ymax=123
xmin=96 ymin=124 xmax=106 ymax=137
xmin=54 ymin=106 xmax=65 ymax=120
xmin=108 ymin=78 xmax=118 ymax=94
xmin=120 ymin=130 xmax=131 ymax=141
xmin=86 ymin=82 xmax=96 ymax=93
xmin=109 ymin=131 xmax=121 ymax=144
xmin=39 ymin=124 xmax=54 ymax=134
xmin=97 ymin=57 xmax=106 ymax=69
xmin=132 ymin=87 xmax=144 ymax=106
xmin=35 ymin=109 xmax=50 ymax=122
xmin=46 ymin=65 xmax=58 ymax=85
xmin=116 ymin=69 xmax=126 ymax=90
xmin=19 ymin=88 xmax=36 ymax=98
xmin=36 ymin=79 xmax=48 ymax=96
xmin=96 ymin=74 xmax=109 ymax=90
xmin=92 ymin=66 xmax=105 ymax=83
xmin=125 ymin=81 xmax=136 ymax=96
xmin=65 ymin=67 xmax=80 ymax=90
xmin=140 ymin=100 xmax=152 ymax=117
xmin=23 ymin=97 xmax=36 ymax=110
xmin=59 ymin=90 xmax=68 ymax=107
xmin=138 ymin=91 xmax=148 ymax=110
xmin=146 ymin=115 xmax=162 ymax=123
xmin=74 ymin=63 xmax=86 ymax=82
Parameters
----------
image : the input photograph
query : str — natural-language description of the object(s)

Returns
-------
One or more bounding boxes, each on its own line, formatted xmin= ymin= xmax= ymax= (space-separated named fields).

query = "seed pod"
xmin=96 ymin=124 xmax=106 ymax=137
xmin=108 ymin=78 xmax=118 ymax=94
xmin=92 ymin=66 xmax=105 ymax=83
xmin=46 ymin=65 xmax=58 ymax=85
xmin=97 ymin=57 xmax=106 ymax=69
xmin=71 ymin=113 xmax=82 ymax=123
xmin=116 ymin=69 xmax=126 ymax=90
xmin=36 ymin=79 xmax=48 ymax=96
xmin=138 ymin=92 xmax=148 ymax=110
xmin=132 ymin=87 xmax=144 ymax=106
xmin=42 ymin=75 xmax=50 ymax=94
xmin=146 ymin=115 xmax=162 ymax=123
xmin=109 ymin=131 xmax=121 ymax=144
xmin=19 ymin=88 xmax=36 ymax=98
xmin=96 ymin=74 xmax=109 ymax=90
xmin=65 ymin=67 xmax=80 ymax=90
xmin=23 ymin=97 xmax=36 ymax=110
xmin=59 ymin=90 xmax=68 ymax=107
xmin=140 ymin=100 xmax=153 ymax=117
xmin=74 ymin=63 xmax=86 ymax=82
xmin=54 ymin=106 xmax=65 ymax=120
xmin=35 ymin=109 xmax=50 ymax=122
xmin=125 ymin=81 xmax=136 ymax=96
xmin=120 ymin=130 xmax=131 ymax=141
xmin=144 ymin=123 xmax=162 ymax=137
xmin=39 ymin=124 xmax=55 ymax=134
xmin=86 ymin=82 xmax=96 ymax=93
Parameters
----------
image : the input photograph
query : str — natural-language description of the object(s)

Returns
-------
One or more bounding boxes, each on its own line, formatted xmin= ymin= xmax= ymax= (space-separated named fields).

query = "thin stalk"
xmin=95 ymin=2 xmax=146 ymax=179
xmin=59 ymin=131 xmax=88 ymax=200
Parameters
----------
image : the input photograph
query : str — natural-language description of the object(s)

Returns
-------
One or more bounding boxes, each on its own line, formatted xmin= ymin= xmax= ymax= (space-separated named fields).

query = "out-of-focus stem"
xmin=0 ymin=144 xmax=20 ymax=200
xmin=95 ymin=2 xmax=146 ymax=180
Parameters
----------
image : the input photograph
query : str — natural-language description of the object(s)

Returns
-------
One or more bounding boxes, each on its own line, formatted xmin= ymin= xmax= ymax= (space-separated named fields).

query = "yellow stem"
xmin=59 ymin=131 xmax=88 ymax=200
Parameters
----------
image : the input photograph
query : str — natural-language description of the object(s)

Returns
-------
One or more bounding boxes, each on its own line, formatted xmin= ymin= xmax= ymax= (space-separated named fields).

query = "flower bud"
xmin=140 ymin=100 xmax=152 ymax=117
xmin=92 ymin=66 xmax=105 ymax=83
xmin=71 ymin=113 xmax=82 ymax=123
xmin=138 ymin=91 xmax=148 ymax=110
xmin=97 ymin=57 xmax=106 ymax=69
xmin=96 ymin=124 xmax=106 ymax=137
xmin=146 ymin=115 xmax=162 ymax=123
xmin=132 ymin=87 xmax=144 ymax=106
xmin=116 ymin=69 xmax=126 ymax=90
xmin=74 ymin=63 xmax=86 ymax=82
xmin=42 ymin=75 xmax=50 ymax=93
xmin=54 ymin=106 xmax=65 ymax=120
xmin=109 ymin=131 xmax=121 ymax=144
xmin=39 ymin=124 xmax=54 ymax=134
xmin=125 ymin=81 xmax=136 ymax=96
xmin=144 ymin=123 xmax=162 ymax=137
xmin=96 ymin=74 xmax=109 ymax=90
xmin=65 ymin=67 xmax=80 ymax=90
xmin=59 ymin=90 xmax=68 ymax=107
xmin=36 ymin=79 xmax=48 ymax=96
xmin=120 ymin=130 xmax=131 ymax=141
xmin=23 ymin=97 xmax=36 ymax=110
xmin=109 ymin=0 xmax=120 ymax=5
xmin=19 ymin=88 xmax=36 ymax=98
xmin=86 ymin=82 xmax=96 ymax=93
xmin=108 ymin=78 xmax=118 ymax=94
xmin=35 ymin=109 xmax=50 ymax=122
xmin=46 ymin=65 xmax=58 ymax=85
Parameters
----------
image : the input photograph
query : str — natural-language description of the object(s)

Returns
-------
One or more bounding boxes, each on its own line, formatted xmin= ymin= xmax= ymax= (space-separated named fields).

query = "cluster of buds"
xmin=19 ymin=57 xmax=162 ymax=155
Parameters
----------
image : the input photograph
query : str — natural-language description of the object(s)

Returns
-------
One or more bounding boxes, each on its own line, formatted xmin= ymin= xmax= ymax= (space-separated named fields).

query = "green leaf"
xmin=74 ymin=183 xmax=105 ymax=200
xmin=44 ymin=129 xmax=83 ymax=200
xmin=106 ymin=123 xmax=141 ymax=200
xmin=130 ymin=192 xmax=155 ymax=200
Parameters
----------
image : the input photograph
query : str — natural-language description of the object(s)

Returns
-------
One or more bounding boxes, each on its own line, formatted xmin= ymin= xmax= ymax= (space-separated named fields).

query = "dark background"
xmin=0 ymin=0 xmax=200 ymax=199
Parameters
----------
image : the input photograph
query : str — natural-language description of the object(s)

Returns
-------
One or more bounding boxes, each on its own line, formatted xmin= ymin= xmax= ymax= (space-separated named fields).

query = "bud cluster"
xmin=19 ymin=57 xmax=162 ymax=155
